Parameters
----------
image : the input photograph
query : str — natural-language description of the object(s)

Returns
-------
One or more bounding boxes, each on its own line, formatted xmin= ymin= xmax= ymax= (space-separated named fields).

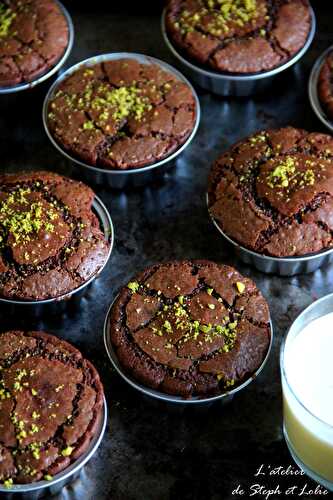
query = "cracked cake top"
xmin=0 ymin=0 xmax=69 ymax=87
xmin=0 ymin=171 xmax=111 ymax=301
xmin=46 ymin=58 xmax=197 ymax=170
xmin=0 ymin=330 xmax=104 ymax=487
xmin=208 ymin=127 xmax=333 ymax=257
xmin=165 ymin=0 xmax=312 ymax=74
xmin=109 ymin=260 xmax=271 ymax=399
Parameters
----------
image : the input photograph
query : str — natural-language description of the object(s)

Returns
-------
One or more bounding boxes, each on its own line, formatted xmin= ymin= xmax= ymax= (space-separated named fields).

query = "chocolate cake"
xmin=109 ymin=260 xmax=271 ymax=398
xmin=47 ymin=58 xmax=197 ymax=170
xmin=0 ymin=171 xmax=111 ymax=301
xmin=0 ymin=0 xmax=69 ymax=87
xmin=0 ymin=330 xmax=104 ymax=487
xmin=165 ymin=0 xmax=312 ymax=74
xmin=318 ymin=51 xmax=333 ymax=121
xmin=208 ymin=127 xmax=333 ymax=257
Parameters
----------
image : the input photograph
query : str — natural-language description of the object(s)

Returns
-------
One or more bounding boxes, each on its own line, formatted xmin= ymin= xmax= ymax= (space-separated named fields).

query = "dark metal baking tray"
xmin=0 ymin=3 xmax=332 ymax=499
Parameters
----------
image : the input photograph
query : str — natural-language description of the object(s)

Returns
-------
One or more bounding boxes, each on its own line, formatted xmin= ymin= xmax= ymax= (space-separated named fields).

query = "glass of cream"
xmin=280 ymin=293 xmax=333 ymax=491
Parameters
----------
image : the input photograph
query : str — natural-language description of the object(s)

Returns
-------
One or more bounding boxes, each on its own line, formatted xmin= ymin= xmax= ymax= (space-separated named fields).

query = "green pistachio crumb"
xmin=61 ymin=446 xmax=74 ymax=457
xmin=127 ymin=281 xmax=139 ymax=293
xmin=0 ymin=188 xmax=58 ymax=247
xmin=163 ymin=320 xmax=172 ymax=333
xmin=3 ymin=478 xmax=13 ymax=489
xmin=0 ymin=5 xmax=16 ymax=38
xmin=83 ymin=120 xmax=94 ymax=130
xmin=236 ymin=282 xmax=245 ymax=294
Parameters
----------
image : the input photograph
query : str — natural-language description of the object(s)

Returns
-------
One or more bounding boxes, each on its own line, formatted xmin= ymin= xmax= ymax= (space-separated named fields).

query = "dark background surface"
xmin=1 ymin=2 xmax=333 ymax=499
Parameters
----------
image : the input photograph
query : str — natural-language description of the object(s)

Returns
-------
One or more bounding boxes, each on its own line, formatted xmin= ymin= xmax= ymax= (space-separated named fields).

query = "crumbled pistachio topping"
xmin=266 ymin=156 xmax=316 ymax=190
xmin=0 ymin=4 xmax=16 ymax=38
xmin=249 ymin=133 xmax=267 ymax=145
xmin=127 ymin=281 xmax=140 ymax=293
xmin=150 ymin=299 xmax=237 ymax=352
xmin=224 ymin=378 xmax=235 ymax=388
xmin=83 ymin=120 xmax=94 ymax=130
xmin=75 ymin=82 xmax=153 ymax=129
xmin=163 ymin=320 xmax=172 ymax=332
xmin=266 ymin=156 xmax=296 ymax=188
xmin=236 ymin=281 xmax=245 ymax=293
xmin=3 ymin=478 xmax=13 ymax=489
xmin=0 ymin=188 xmax=58 ymax=247
xmin=207 ymin=0 xmax=257 ymax=22
xmin=216 ymin=374 xmax=235 ymax=389
xmin=174 ymin=0 xmax=259 ymax=37
xmin=61 ymin=446 xmax=74 ymax=457
xmin=29 ymin=442 xmax=41 ymax=459
xmin=104 ymin=86 xmax=152 ymax=121
xmin=11 ymin=412 xmax=28 ymax=443
xmin=0 ymin=379 xmax=11 ymax=400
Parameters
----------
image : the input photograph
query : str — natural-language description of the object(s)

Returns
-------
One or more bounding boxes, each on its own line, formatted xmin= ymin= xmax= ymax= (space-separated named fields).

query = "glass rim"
xmin=280 ymin=293 xmax=333 ymax=432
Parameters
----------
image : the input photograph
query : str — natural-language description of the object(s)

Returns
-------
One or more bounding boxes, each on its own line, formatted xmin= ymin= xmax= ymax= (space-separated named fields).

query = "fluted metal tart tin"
xmin=0 ymin=0 xmax=74 ymax=95
xmin=103 ymin=296 xmax=273 ymax=406
xmin=0 ymin=397 xmax=107 ymax=500
xmin=161 ymin=7 xmax=316 ymax=97
xmin=0 ymin=195 xmax=114 ymax=317
xmin=208 ymin=201 xmax=333 ymax=276
xmin=42 ymin=52 xmax=201 ymax=189
xmin=309 ymin=45 xmax=333 ymax=133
